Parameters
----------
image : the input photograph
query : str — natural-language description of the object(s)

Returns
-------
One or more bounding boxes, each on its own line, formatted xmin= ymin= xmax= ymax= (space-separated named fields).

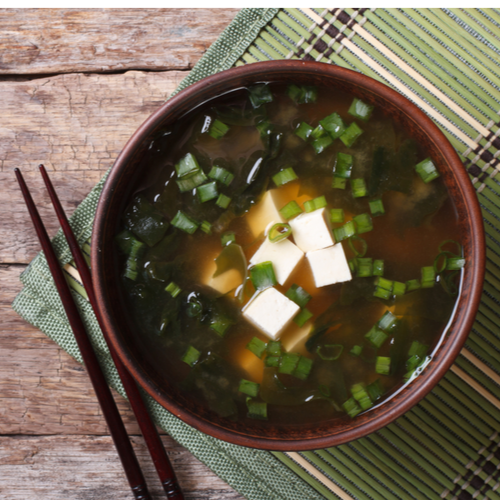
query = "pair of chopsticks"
xmin=15 ymin=166 xmax=184 ymax=500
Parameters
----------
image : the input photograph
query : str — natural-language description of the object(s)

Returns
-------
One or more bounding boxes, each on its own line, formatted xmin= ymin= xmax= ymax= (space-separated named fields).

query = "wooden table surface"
xmin=0 ymin=9 xmax=248 ymax=499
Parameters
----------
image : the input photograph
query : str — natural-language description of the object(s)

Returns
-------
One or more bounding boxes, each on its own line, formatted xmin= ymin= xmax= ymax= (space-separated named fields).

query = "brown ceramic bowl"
xmin=91 ymin=60 xmax=485 ymax=451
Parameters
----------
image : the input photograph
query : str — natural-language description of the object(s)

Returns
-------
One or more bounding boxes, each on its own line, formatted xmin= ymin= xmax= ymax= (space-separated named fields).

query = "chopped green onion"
xmin=248 ymin=83 xmax=273 ymax=108
xmin=406 ymin=279 xmax=421 ymax=291
xmin=415 ymin=157 xmax=440 ymax=183
xmin=365 ymin=326 xmax=388 ymax=349
xmin=367 ymin=379 xmax=384 ymax=401
xmin=268 ymin=223 xmax=292 ymax=243
xmin=334 ymin=153 xmax=353 ymax=178
xmin=333 ymin=220 xmax=356 ymax=242
xmin=295 ymin=122 xmax=313 ymax=141
xmin=353 ymin=213 xmax=373 ymax=234
xmin=239 ymin=379 xmax=260 ymax=397
xmin=349 ymin=258 xmax=358 ymax=274
xmin=246 ymin=337 xmax=267 ymax=358
xmin=279 ymin=200 xmax=303 ymax=220
xmin=310 ymin=124 xmax=327 ymax=140
xmin=312 ymin=136 xmax=333 ymax=154
xmin=408 ymin=340 xmax=428 ymax=359
xmin=165 ymin=281 xmax=181 ymax=298
xmin=316 ymin=344 xmax=343 ymax=361
xmin=216 ymin=193 xmax=231 ymax=209
xmin=340 ymin=122 xmax=363 ymax=147
xmin=369 ymin=198 xmax=385 ymax=217
xmin=265 ymin=355 xmax=280 ymax=367
xmin=287 ymin=84 xmax=318 ymax=104
xmin=447 ymin=257 xmax=465 ymax=270
xmin=304 ymin=195 xmax=327 ymax=213
xmin=124 ymin=259 xmax=139 ymax=281
xmin=208 ymin=165 xmax=234 ymax=186
xmin=293 ymin=356 xmax=313 ymax=380
xmin=266 ymin=340 xmax=282 ymax=357
xmin=332 ymin=176 xmax=347 ymax=189
xmin=171 ymin=210 xmax=199 ymax=234
xmin=350 ymin=345 xmax=363 ymax=357
xmin=406 ymin=354 xmax=422 ymax=372
xmin=293 ymin=308 xmax=313 ymax=327
xmin=373 ymin=259 xmax=384 ymax=276
xmin=421 ymin=266 xmax=436 ymax=288
xmin=373 ymin=277 xmax=393 ymax=300
xmin=209 ymin=315 xmax=232 ymax=337
xmin=208 ymin=119 xmax=229 ymax=139
xmin=181 ymin=346 xmax=200 ymax=367
xmin=246 ymin=397 xmax=267 ymax=420
xmin=221 ymin=231 xmax=236 ymax=246
xmin=375 ymin=356 xmax=391 ymax=375
xmin=343 ymin=397 xmax=362 ymax=418
xmin=319 ymin=112 xmax=346 ymax=139
xmin=175 ymin=152 xmax=200 ymax=177
xmin=378 ymin=311 xmax=398 ymax=332
xmin=393 ymin=281 xmax=406 ymax=296
xmin=200 ymin=220 xmax=212 ymax=234
xmin=256 ymin=120 xmax=273 ymax=140
xmin=176 ymin=169 xmax=208 ymax=192
xmin=351 ymin=178 xmax=368 ymax=198
xmin=356 ymin=258 xmax=373 ymax=278
xmin=279 ymin=352 xmax=300 ymax=374
xmin=348 ymin=98 xmax=374 ymax=121
xmin=433 ymin=252 xmax=449 ymax=274
xmin=330 ymin=208 xmax=345 ymax=224
xmin=351 ymin=383 xmax=373 ymax=410
xmin=250 ymin=261 xmax=277 ymax=290
xmin=348 ymin=235 xmax=368 ymax=257
xmin=197 ymin=181 xmax=219 ymax=203
xmin=285 ymin=284 xmax=312 ymax=308
xmin=272 ymin=167 xmax=298 ymax=187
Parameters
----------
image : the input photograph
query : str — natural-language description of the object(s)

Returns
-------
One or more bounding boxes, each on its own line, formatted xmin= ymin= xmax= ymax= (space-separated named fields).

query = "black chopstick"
xmin=15 ymin=167 xmax=152 ymax=500
xmin=38 ymin=165 xmax=184 ymax=500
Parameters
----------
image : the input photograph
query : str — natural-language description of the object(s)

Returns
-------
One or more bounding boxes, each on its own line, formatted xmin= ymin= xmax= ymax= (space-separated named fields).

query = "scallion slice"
xmin=408 ymin=340 xmax=428 ymax=359
xmin=267 ymin=340 xmax=282 ymax=356
xmin=348 ymin=98 xmax=374 ymax=122
xmin=351 ymin=178 xmax=367 ymax=198
xmin=176 ymin=169 xmax=208 ymax=192
xmin=165 ymin=281 xmax=181 ymax=298
xmin=369 ymin=198 xmax=385 ymax=217
xmin=246 ymin=397 xmax=267 ymax=420
xmin=353 ymin=213 xmax=373 ymax=234
xmin=200 ymin=220 xmax=212 ymax=234
xmin=209 ymin=315 xmax=232 ymax=337
xmin=248 ymin=83 xmax=273 ymax=108
xmin=181 ymin=345 xmax=200 ymax=367
xmin=293 ymin=308 xmax=313 ymax=327
xmin=350 ymin=345 xmax=363 ymax=357
xmin=347 ymin=235 xmax=368 ymax=257
xmin=287 ymin=84 xmax=318 ymax=104
xmin=340 ymin=122 xmax=363 ymax=147
xmin=319 ymin=112 xmax=346 ymax=139
xmin=279 ymin=352 xmax=300 ymax=375
xmin=415 ymin=157 xmax=439 ymax=183
xmin=351 ymin=383 xmax=373 ymax=410
xmin=285 ymin=284 xmax=312 ymax=308
xmin=256 ymin=120 xmax=273 ymax=141
xmin=294 ymin=356 xmax=313 ymax=380
xmin=349 ymin=258 xmax=358 ymax=274
xmin=197 ymin=181 xmax=219 ymax=203
xmin=378 ymin=311 xmax=398 ymax=332
xmin=375 ymin=356 xmax=391 ymax=375
xmin=393 ymin=281 xmax=406 ymax=296
xmin=246 ymin=337 xmax=267 ymax=358
xmin=356 ymin=258 xmax=373 ymax=278
xmin=295 ymin=122 xmax=313 ymax=141
xmin=333 ymin=220 xmax=356 ymax=242
xmin=316 ymin=344 xmax=343 ymax=361
xmin=332 ymin=176 xmax=347 ymax=189
xmin=406 ymin=279 xmax=421 ymax=291
xmin=279 ymin=200 xmax=303 ymax=220
xmin=304 ymin=195 xmax=327 ymax=213
xmin=239 ymin=379 xmax=260 ymax=397
xmin=373 ymin=259 xmax=384 ymax=276
xmin=268 ymin=223 xmax=292 ymax=243
xmin=221 ymin=231 xmax=236 ymax=246
xmin=175 ymin=152 xmax=200 ymax=177
xmin=171 ymin=210 xmax=199 ymax=234
xmin=330 ymin=208 xmax=345 ymax=224
xmin=447 ymin=257 xmax=465 ymax=270
xmin=334 ymin=153 xmax=353 ymax=178
xmin=265 ymin=355 xmax=280 ymax=367
xmin=216 ymin=193 xmax=231 ymax=209
xmin=343 ymin=397 xmax=362 ymax=418
xmin=373 ymin=277 xmax=393 ymax=300
xmin=250 ymin=261 xmax=277 ymax=290
xmin=312 ymin=135 xmax=333 ymax=154
xmin=310 ymin=124 xmax=327 ymax=140
xmin=367 ymin=379 xmax=384 ymax=401
xmin=208 ymin=165 xmax=234 ymax=186
xmin=365 ymin=326 xmax=388 ymax=349
xmin=421 ymin=266 xmax=436 ymax=288
xmin=272 ymin=167 xmax=298 ymax=187
xmin=208 ymin=119 xmax=229 ymax=139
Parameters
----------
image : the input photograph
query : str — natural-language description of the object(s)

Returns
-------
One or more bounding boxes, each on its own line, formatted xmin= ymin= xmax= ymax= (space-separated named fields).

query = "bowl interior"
xmin=91 ymin=61 xmax=485 ymax=451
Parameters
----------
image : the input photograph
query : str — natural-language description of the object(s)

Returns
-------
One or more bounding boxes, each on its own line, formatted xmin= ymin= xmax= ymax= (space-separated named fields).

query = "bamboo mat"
xmin=13 ymin=8 xmax=500 ymax=500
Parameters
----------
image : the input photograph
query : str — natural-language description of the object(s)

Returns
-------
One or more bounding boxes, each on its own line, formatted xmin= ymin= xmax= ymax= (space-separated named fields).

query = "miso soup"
xmin=115 ymin=83 xmax=464 ymax=425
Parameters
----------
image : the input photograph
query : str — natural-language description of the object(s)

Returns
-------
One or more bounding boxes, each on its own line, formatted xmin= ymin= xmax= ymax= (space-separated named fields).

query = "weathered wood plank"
xmin=0 ymin=435 xmax=244 ymax=499
xmin=0 ymin=9 xmax=238 ymax=74
xmin=0 ymin=70 xmax=184 ymax=264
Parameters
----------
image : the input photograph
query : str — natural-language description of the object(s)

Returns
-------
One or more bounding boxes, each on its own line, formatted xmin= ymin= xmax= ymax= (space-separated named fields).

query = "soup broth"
xmin=115 ymin=83 xmax=463 ymax=425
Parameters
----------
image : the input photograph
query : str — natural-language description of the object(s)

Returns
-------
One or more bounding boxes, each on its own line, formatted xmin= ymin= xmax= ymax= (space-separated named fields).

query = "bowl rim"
xmin=91 ymin=60 xmax=485 ymax=451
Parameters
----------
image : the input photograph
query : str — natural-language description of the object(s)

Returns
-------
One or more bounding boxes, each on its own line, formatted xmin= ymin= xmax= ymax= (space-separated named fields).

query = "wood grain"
xmin=0 ymin=9 xmax=238 ymax=75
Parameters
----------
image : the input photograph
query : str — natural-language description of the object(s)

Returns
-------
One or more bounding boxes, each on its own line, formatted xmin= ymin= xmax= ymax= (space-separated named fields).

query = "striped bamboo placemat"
xmin=234 ymin=8 xmax=500 ymax=500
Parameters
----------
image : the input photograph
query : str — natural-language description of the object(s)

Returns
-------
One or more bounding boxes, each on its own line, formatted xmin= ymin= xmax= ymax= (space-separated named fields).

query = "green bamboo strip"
xmin=483 ymin=270 xmax=500 ymax=296
xmin=475 ymin=307 xmax=500 ymax=341
xmin=475 ymin=8 xmax=500 ymax=34
xmin=478 ymin=296 xmax=500 ymax=331
xmin=247 ymin=44 xmax=271 ymax=62
xmin=272 ymin=453 xmax=340 ymax=500
xmin=378 ymin=425 xmax=456 ymax=484
xmin=276 ymin=11 xmax=312 ymax=41
xmin=477 ymin=194 xmax=500 ymax=224
xmin=315 ymin=448 xmax=396 ymax=500
xmin=482 ymin=213 xmax=500 ymax=243
xmin=483 ymin=278 xmax=500 ymax=305
xmin=361 ymin=15 xmax=497 ymax=121
xmin=263 ymin=25 xmax=295 ymax=54
xmin=240 ymin=53 xmax=259 ymax=65
xmin=257 ymin=32 xmax=289 ymax=58
xmin=251 ymin=37 xmax=281 ymax=60
xmin=406 ymin=405 xmax=478 ymax=458
xmin=349 ymin=439 xmax=434 ymax=500
xmin=363 ymin=434 xmax=444 ymax=496
xmin=479 ymin=178 xmax=500 ymax=208
xmin=466 ymin=336 xmax=500 ymax=375
xmin=462 ymin=348 xmax=500 ymax=390
xmin=481 ymin=8 xmax=500 ymax=25
xmin=455 ymin=356 xmax=500 ymax=402
xmin=301 ymin=451 xmax=371 ymax=500
xmin=287 ymin=7 xmax=324 ymax=33
xmin=485 ymin=246 xmax=500 ymax=271
xmin=461 ymin=9 xmax=500 ymax=47
xmin=471 ymin=323 xmax=500 ymax=361
xmin=272 ymin=16 xmax=305 ymax=46
xmin=266 ymin=21 xmax=298 ymax=51
xmin=336 ymin=444 xmax=415 ymax=500
xmin=448 ymin=9 xmax=500 ymax=52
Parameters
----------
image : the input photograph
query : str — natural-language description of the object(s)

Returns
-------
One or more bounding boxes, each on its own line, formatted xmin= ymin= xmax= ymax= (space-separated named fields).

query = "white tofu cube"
xmin=243 ymin=288 xmax=300 ymax=340
xmin=289 ymin=208 xmax=335 ymax=253
xmin=250 ymin=236 xmax=304 ymax=286
xmin=246 ymin=190 xmax=284 ymax=237
xmin=307 ymin=244 xmax=352 ymax=287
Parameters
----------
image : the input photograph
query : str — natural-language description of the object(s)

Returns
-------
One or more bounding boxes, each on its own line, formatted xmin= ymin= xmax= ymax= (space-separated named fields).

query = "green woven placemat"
xmin=13 ymin=8 xmax=500 ymax=500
